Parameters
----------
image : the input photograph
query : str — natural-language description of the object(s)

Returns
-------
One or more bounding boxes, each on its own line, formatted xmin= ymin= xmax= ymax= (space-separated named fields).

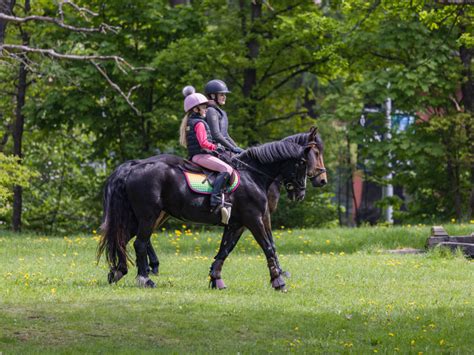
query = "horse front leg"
xmin=263 ymin=211 xmax=289 ymax=279
xmin=209 ymin=223 xmax=245 ymax=289
xmin=247 ymin=217 xmax=287 ymax=292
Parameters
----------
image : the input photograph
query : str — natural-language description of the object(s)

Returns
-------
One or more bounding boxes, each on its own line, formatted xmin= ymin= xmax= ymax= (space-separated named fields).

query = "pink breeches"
xmin=192 ymin=154 xmax=234 ymax=176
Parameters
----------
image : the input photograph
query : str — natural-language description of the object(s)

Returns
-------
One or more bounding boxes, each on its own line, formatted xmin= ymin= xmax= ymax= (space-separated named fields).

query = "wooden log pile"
xmin=426 ymin=226 xmax=474 ymax=257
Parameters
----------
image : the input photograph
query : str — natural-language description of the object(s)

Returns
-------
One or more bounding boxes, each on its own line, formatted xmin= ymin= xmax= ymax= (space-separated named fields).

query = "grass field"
xmin=0 ymin=224 xmax=473 ymax=353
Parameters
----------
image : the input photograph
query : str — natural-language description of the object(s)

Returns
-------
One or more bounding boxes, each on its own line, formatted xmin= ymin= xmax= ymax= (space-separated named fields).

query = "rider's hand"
xmin=215 ymin=144 xmax=226 ymax=154
xmin=232 ymin=146 xmax=244 ymax=154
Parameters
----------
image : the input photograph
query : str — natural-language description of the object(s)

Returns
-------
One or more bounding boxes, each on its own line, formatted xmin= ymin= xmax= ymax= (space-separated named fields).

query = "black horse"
xmin=98 ymin=136 xmax=317 ymax=290
xmin=143 ymin=127 xmax=327 ymax=283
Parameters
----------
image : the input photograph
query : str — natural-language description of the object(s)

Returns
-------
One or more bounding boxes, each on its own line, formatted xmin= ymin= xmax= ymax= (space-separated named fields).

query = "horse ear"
xmin=309 ymin=126 xmax=318 ymax=140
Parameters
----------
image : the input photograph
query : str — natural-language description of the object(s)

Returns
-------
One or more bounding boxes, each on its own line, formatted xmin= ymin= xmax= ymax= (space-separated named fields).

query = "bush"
xmin=272 ymin=188 xmax=338 ymax=228
xmin=0 ymin=153 xmax=37 ymax=220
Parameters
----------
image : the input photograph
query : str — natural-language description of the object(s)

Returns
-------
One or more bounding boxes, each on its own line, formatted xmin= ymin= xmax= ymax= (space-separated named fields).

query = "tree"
xmin=0 ymin=0 xmax=144 ymax=230
xmin=319 ymin=0 xmax=473 ymax=223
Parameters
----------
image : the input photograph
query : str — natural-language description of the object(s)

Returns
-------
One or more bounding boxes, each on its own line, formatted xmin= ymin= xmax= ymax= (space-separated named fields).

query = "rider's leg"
xmin=191 ymin=154 xmax=234 ymax=211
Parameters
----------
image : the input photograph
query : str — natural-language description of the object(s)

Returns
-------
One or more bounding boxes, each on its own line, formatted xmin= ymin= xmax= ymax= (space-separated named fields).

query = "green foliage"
xmin=0 ymin=153 xmax=37 ymax=219
xmin=20 ymin=129 xmax=107 ymax=234
xmin=272 ymin=189 xmax=338 ymax=228
xmin=1 ymin=0 xmax=472 ymax=231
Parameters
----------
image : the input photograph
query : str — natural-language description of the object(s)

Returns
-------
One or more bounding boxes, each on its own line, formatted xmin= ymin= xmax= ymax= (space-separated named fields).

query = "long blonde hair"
xmin=179 ymin=112 xmax=190 ymax=148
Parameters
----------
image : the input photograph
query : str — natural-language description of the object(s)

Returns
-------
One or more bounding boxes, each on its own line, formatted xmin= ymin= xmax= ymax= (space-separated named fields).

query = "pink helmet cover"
xmin=183 ymin=86 xmax=208 ymax=112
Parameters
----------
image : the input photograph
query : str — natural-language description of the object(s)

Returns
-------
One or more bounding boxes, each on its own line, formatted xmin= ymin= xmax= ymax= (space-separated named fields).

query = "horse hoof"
xmin=215 ymin=278 xmax=227 ymax=289
xmin=275 ymin=285 xmax=288 ymax=293
xmin=150 ymin=266 xmax=159 ymax=275
xmin=108 ymin=270 xmax=124 ymax=284
xmin=136 ymin=275 xmax=155 ymax=288
xmin=271 ymin=275 xmax=286 ymax=290
xmin=209 ymin=278 xmax=226 ymax=289
xmin=145 ymin=279 xmax=156 ymax=288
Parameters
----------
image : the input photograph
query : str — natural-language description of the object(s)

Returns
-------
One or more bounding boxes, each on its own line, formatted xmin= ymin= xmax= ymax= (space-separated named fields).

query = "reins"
xmin=227 ymin=154 xmax=279 ymax=182
xmin=225 ymin=153 xmax=306 ymax=191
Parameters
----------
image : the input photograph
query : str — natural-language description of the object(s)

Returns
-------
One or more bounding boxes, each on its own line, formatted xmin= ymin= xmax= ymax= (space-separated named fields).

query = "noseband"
xmin=305 ymin=141 xmax=327 ymax=180
xmin=283 ymin=161 xmax=307 ymax=191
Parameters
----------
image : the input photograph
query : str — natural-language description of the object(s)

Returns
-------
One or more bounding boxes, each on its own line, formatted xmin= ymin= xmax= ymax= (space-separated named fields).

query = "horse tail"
xmin=97 ymin=161 xmax=136 ymax=271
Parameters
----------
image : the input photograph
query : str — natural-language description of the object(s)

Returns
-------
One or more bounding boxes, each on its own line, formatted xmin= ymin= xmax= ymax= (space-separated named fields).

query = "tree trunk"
xmin=239 ymin=0 xmax=261 ymax=132
xmin=0 ymin=0 xmax=15 ymax=45
xmin=459 ymin=44 xmax=474 ymax=219
xmin=458 ymin=8 xmax=474 ymax=219
xmin=12 ymin=0 xmax=29 ymax=232
xmin=242 ymin=0 xmax=261 ymax=98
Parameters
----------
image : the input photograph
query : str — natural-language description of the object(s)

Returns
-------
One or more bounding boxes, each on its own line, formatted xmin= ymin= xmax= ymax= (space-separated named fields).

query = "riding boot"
xmin=210 ymin=172 xmax=230 ymax=211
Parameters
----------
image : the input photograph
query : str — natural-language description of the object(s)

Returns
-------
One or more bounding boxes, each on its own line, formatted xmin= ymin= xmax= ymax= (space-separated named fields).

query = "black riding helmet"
xmin=204 ymin=79 xmax=231 ymax=96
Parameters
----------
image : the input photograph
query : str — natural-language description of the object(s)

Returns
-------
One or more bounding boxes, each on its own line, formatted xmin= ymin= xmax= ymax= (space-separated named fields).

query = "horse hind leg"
xmin=146 ymin=212 xmax=169 ymax=275
xmin=108 ymin=226 xmax=136 ymax=284
xmin=134 ymin=218 xmax=157 ymax=288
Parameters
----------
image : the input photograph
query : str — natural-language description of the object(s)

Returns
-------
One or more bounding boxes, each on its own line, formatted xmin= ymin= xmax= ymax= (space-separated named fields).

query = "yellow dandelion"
xmin=389 ymin=332 xmax=395 ymax=337
xmin=411 ymin=340 xmax=416 ymax=346
xmin=439 ymin=339 xmax=445 ymax=346
xmin=51 ymin=288 xmax=56 ymax=295
xmin=325 ymin=239 xmax=331 ymax=244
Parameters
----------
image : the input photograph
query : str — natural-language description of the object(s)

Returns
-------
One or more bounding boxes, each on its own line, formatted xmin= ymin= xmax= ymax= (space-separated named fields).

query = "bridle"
xmin=305 ymin=141 xmax=327 ymax=179
xmin=229 ymin=154 xmax=307 ymax=193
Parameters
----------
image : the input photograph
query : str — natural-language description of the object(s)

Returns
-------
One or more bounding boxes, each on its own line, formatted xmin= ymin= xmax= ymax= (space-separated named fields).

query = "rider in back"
xmin=204 ymin=79 xmax=244 ymax=154
xmin=179 ymin=86 xmax=233 ymax=223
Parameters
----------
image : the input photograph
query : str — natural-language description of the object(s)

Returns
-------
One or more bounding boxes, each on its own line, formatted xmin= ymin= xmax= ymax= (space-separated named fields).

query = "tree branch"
xmin=260 ymin=1 xmax=306 ymax=24
xmin=259 ymin=43 xmax=295 ymax=84
xmin=257 ymin=110 xmax=308 ymax=127
xmin=257 ymin=60 xmax=327 ymax=101
xmin=92 ymin=61 xmax=141 ymax=116
xmin=59 ymin=0 xmax=99 ymax=21
xmin=0 ymin=44 xmax=134 ymax=71
xmin=342 ymin=0 xmax=381 ymax=37
xmin=263 ymin=60 xmax=316 ymax=82
xmin=0 ymin=13 xmax=119 ymax=34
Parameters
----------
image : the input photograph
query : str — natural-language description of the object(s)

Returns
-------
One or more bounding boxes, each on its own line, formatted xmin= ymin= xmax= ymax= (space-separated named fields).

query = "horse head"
xmin=279 ymin=154 xmax=308 ymax=202
xmin=305 ymin=127 xmax=327 ymax=187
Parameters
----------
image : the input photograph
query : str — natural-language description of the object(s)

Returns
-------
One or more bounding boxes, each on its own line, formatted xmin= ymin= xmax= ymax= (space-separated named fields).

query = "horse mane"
xmin=238 ymin=140 xmax=304 ymax=164
xmin=282 ymin=132 xmax=324 ymax=152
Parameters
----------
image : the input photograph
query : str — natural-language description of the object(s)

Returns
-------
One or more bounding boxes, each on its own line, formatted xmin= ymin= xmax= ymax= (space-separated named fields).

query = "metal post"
xmin=384 ymin=96 xmax=393 ymax=223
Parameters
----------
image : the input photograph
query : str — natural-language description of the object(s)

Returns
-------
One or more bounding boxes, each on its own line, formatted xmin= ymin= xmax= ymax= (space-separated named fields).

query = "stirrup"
xmin=220 ymin=205 xmax=231 ymax=225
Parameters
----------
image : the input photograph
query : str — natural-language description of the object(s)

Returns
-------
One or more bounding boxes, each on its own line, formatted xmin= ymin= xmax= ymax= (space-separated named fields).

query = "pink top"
xmin=194 ymin=122 xmax=216 ymax=150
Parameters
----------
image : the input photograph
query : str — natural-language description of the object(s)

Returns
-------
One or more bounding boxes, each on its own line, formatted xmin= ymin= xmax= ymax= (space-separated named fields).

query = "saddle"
xmin=180 ymin=160 xmax=240 ymax=195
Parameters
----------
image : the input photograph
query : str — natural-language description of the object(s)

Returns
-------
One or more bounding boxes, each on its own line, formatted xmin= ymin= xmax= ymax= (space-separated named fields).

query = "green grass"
xmin=0 ymin=224 xmax=473 ymax=353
